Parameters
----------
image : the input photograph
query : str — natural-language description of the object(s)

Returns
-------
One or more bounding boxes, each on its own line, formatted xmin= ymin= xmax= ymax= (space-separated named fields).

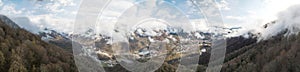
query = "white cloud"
xmin=190 ymin=19 xmax=209 ymax=31
xmin=28 ymin=14 xmax=74 ymax=33
xmin=228 ymin=0 xmax=300 ymax=40
xmin=43 ymin=0 xmax=77 ymax=13
xmin=0 ymin=5 xmax=23 ymax=15
xmin=94 ymin=0 xmax=135 ymax=35
xmin=225 ymin=16 xmax=245 ymax=21
xmin=259 ymin=4 xmax=300 ymax=40
xmin=190 ymin=0 xmax=225 ymax=31
xmin=57 ymin=0 xmax=76 ymax=6
xmin=260 ymin=0 xmax=300 ymax=23
xmin=0 ymin=0 xmax=81 ymax=33
xmin=216 ymin=0 xmax=230 ymax=10
xmin=8 ymin=14 xmax=75 ymax=34
xmin=0 ymin=0 xmax=3 ymax=7
xmin=0 ymin=0 xmax=225 ymax=37
xmin=247 ymin=10 xmax=257 ymax=15
xmin=11 ymin=17 xmax=40 ymax=33
xmin=96 ymin=0 xmax=196 ymax=35
xmin=45 ymin=3 xmax=64 ymax=13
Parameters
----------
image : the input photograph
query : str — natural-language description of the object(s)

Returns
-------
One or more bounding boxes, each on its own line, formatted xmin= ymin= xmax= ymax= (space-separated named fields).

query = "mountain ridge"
xmin=0 ymin=15 xmax=20 ymax=29
xmin=0 ymin=14 xmax=78 ymax=72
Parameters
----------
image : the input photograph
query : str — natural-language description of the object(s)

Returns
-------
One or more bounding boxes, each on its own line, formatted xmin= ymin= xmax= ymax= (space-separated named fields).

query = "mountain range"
xmin=1 ymin=13 xmax=300 ymax=72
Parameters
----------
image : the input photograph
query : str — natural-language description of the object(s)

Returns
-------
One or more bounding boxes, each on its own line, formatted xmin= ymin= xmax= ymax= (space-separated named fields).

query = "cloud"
xmin=7 ymin=14 xmax=74 ymax=33
xmin=190 ymin=19 xmax=209 ymax=31
xmin=216 ymin=0 xmax=230 ymax=10
xmin=96 ymin=0 xmax=198 ymax=36
xmin=0 ymin=0 xmax=227 ymax=37
xmin=188 ymin=0 xmax=225 ymax=34
xmin=0 ymin=0 xmax=80 ymax=33
xmin=225 ymin=16 xmax=245 ymax=21
xmin=93 ymin=0 xmax=135 ymax=35
xmin=11 ymin=17 xmax=40 ymax=33
xmin=43 ymin=0 xmax=76 ymax=13
xmin=258 ymin=4 xmax=300 ymax=40
xmin=260 ymin=0 xmax=300 ymax=22
xmin=0 ymin=0 xmax=3 ymax=7
xmin=29 ymin=14 xmax=74 ymax=32
xmin=0 ymin=5 xmax=23 ymax=15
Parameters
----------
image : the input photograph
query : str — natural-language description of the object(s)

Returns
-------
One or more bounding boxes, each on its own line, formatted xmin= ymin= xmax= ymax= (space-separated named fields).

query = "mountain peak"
xmin=0 ymin=15 xmax=20 ymax=29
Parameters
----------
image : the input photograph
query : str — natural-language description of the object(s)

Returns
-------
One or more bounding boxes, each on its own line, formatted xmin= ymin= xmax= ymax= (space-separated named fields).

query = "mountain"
xmin=38 ymin=28 xmax=74 ymax=52
xmin=37 ymin=24 xmax=253 ymax=72
xmin=29 ymin=17 xmax=299 ymax=72
xmin=221 ymin=30 xmax=300 ymax=72
xmin=0 ymin=15 xmax=20 ymax=29
xmin=0 ymin=15 xmax=77 ymax=72
xmin=10 ymin=17 xmax=41 ymax=33
xmin=220 ymin=17 xmax=300 ymax=71
xmin=3 ymin=10 xmax=297 ymax=71
xmin=97 ymin=29 xmax=299 ymax=72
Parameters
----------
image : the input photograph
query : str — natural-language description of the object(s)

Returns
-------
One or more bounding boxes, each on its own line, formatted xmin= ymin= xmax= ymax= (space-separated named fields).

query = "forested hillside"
xmin=0 ymin=16 xmax=77 ymax=72
xmin=222 ymin=31 xmax=300 ymax=72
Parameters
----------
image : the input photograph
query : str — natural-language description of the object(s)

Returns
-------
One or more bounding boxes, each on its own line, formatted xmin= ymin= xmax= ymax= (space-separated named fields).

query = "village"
xmin=94 ymin=28 xmax=213 ymax=67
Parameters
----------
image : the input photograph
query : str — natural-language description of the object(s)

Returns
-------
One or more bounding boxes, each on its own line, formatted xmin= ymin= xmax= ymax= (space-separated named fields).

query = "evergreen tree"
xmin=8 ymin=49 xmax=27 ymax=72
xmin=0 ymin=51 xmax=5 ymax=71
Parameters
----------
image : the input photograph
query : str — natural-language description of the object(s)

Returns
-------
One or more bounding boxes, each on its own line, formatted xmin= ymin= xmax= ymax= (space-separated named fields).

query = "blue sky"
xmin=0 ymin=0 xmax=80 ymax=33
xmin=0 ymin=0 xmax=299 ymax=36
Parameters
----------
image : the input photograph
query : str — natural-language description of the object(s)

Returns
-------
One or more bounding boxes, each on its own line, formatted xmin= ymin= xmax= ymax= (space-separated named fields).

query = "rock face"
xmin=0 ymin=15 xmax=78 ymax=72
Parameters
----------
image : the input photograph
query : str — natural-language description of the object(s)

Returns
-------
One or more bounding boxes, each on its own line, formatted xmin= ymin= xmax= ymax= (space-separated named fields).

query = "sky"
xmin=220 ymin=0 xmax=300 ymax=28
xmin=219 ymin=0 xmax=300 ymax=37
xmin=0 ymin=0 xmax=80 ymax=33
xmin=0 ymin=0 xmax=300 ymax=38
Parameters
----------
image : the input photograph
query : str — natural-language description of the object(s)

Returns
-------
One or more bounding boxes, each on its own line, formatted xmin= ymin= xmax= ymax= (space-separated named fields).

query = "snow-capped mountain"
xmin=39 ymin=28 xmax=70 ymax=41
